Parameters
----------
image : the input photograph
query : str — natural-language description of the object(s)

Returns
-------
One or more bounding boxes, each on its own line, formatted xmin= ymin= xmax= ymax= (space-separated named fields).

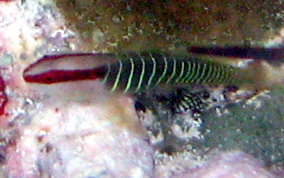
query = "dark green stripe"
xmin=147 ymin=53 xmax=157 ymax=88
xmin=175 ymin=61 xmax=185 ymax=83
xmin=206 ymin=64 xmax=215 ymax=83
xmin=181 ymin=62 xmax=191 ymax=83
xmin=219 ymin=65 xmax=226 ymax=83
xmin=136 ymin=53 xmax=146 ymax=92
xmin=101 ymin=63 xmax=110 ymax=84
xmin=196 ymin=63 xmax=206 ymax=83
xmin=185 ymin=62 xmax=195 ymax=83
xmin=201 ymin=63 xmax=210 ymax=83
xmin=191 ymin=62 xmax=200 ymax=82
xmin=110 ymin=59 xmax=123 ymax=92
xmin=124 ymin=57 xmax=135 ymax=93
xmin=214 ymin=65 xmax=221 ymax=83
xmin=166 ymin=59 xmax=177 ymax=84
xmin=179 ymin=61 xmax=188 ymax=84
xmin=156 ymin=55 xmax=168 ymax=84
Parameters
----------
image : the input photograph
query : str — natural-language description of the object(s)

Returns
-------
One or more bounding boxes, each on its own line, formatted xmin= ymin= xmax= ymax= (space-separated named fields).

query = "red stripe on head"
xmin=24 ymin=66 xmax=107 ymax=84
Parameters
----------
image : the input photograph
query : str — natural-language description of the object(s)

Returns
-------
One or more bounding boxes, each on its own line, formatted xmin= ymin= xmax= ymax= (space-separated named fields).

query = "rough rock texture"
xmin=155 ymin=150 xmax=275 ymax=178
xmin=0 ymin=1 xmax=154 ymax=177
xmin=5 ymin=92 xmax=153 ymax=177
xmin=200 ymin=88 xmax=284 ymax=167
xmin=54 ymin=0 xmax=284 ymax=51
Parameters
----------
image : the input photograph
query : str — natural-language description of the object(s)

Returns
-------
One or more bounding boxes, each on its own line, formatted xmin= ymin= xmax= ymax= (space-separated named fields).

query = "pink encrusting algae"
xmin=0 ymin=0 xmax=14 ymax=2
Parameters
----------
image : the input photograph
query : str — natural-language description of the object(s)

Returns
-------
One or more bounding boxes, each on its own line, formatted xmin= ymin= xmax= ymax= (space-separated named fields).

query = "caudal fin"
xmin=235 ymin=60 xmax=284 ymax=90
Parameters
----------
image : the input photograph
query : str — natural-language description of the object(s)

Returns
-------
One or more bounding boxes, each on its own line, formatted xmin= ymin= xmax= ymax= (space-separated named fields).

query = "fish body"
xmin=23 ymin=49 xmax=284 ymax=115
xmin=101 ymin=52 xmax=240 ymax=93
xmin=23 ymin=52 xmax=243 ymax=94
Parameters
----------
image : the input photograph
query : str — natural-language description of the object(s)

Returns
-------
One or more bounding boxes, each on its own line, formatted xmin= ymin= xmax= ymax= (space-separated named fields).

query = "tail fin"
xmin=188 ymin=46 xmax=284 ymax=89
xmin=235 ymin=60 xmax=284 ymax=90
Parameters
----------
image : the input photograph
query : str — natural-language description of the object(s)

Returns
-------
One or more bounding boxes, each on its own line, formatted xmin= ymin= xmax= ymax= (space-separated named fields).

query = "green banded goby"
xmin=23 ymin=51 xmax=272 ymax=94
